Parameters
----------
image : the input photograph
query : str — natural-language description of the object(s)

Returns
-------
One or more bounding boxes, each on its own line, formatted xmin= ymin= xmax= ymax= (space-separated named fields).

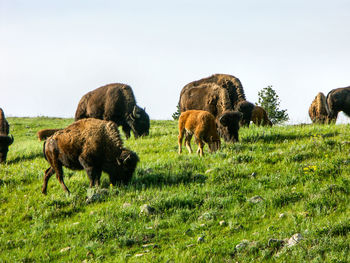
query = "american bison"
xmin=235 ymin=100 xmax=255 ymax=127
xmin=251 ymin=105 xmax=273 ymax=126
xmin=178 ymin=110 xmax=220 ymax=156
xmin=179 ymin=82 xmax=243 ymax=142
xmin=308 ymin=92 xmax=330 ymax=124
xmin=42 ymin=118 xmax=139 ymax=194
xmin=0 ymin=108 xmax=14 ymax=163
xmin=75 ymin=83 xmax=150 ymax=139
xmin=180 ymin=73 xmax=246 ymax=108
xmin=217 ymin=111 xmax=243 ymax=143
xmin=326 ymin=86 xmax=350 ymax=122
xmin=37 ymin=128 xmax=61 ymax=141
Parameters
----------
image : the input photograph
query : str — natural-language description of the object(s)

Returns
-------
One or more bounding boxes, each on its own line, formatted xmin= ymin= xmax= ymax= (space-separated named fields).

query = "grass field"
xmin=1 ymin=117 xmax=350 ymax=262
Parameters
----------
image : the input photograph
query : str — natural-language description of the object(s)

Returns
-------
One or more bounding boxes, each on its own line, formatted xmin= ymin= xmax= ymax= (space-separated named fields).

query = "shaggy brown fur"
xmin=308 ymin=92 xmax=330 ymax=124
xmin=181 ymin=74 xmax=246 ymax=108
xmin=178 ymin=110 xmax=220 ymax=157
xmin=75 ymin=83 xmax=150 ymax=139
xmin=37 ymin=129 xmax=61 ymax=141
xmin=0 ymin=108 xmax=14 ymax=163
xmin=251 ymin=106 xmax=273 ymax=126
xmin=326 ymin=86 xmax=350 ymax=122
xmin=42 ymin=118 xmax=139 ymax=194
xmin=179 ymin=83 xmax=233 ymax=117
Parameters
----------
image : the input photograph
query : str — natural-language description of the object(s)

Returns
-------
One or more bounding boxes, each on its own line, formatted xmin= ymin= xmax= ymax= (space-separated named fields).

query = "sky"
xmin=1 ymin=0 xmax=350 ymax=123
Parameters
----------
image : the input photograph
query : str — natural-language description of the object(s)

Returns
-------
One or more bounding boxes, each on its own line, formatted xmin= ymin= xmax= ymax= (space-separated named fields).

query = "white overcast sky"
xmin=1 ymin=0 xmax=349 ymax=123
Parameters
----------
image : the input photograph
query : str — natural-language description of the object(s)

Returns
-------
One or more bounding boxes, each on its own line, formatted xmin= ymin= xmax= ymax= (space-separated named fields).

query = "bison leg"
xmin=78 ymin=156 xmax=102 ymax=187
xmin=178 ymin=129 xmax=185 ymax=154
xmin=122 ymin=125 xmax=131 ymax=139
xmin=42 ymin=167 xmax=55 ymax=194
xmin=195 ymin=139 xmax=204 ymax=157
xmin=55 ymin=164 xmax=70 ymax=194
xmin=184 ymin=133 xmax=193 ymax=154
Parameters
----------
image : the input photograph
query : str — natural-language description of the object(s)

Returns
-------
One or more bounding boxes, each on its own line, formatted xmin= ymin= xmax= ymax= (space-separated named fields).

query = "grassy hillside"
xmin=1 ymin=117 xmax=350 ymax=262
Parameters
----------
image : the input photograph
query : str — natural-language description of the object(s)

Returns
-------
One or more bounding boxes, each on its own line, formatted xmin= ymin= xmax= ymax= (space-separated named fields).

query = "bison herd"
xmin=0 ymin=73 xmax=348 ymax=194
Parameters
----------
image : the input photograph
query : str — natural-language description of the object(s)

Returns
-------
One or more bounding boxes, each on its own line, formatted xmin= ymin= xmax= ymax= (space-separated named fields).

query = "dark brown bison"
xmin=308 ymin=92 xmax=330 ymax=124
xmin=326 ymin=86 xmax=350 ymax=122
xmin=75 ymin=83 xmax=150 ymax=139
xmin=217 ymin=111 xmax=243 ymax=143
xmin=251 ymin=105 xmax=273 ymax=126
xmin=37 ymin=128 xmax=62 ymax=141
xmin=42 ymin=118 xmax=139 ymax=194
xmin=0 ymin=108 xmax=14 ymax=163
xmin=181 ymin=73 xmax=246 ymax=108
xmin=179 ymin=82 xmax=243 ymax=142
xmin=235 ymin=100 xmax=255 ymax=127
xmin=180 ymin=73 xmax=253 ymax=127
xmin=178 ymin=110 xmax=220 ymax=156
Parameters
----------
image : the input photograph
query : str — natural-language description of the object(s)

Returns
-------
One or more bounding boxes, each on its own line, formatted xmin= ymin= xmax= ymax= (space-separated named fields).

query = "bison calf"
xmin=42 ymin=118 xmax=139 ymax=194
xmin=178 ymin=110 xmax=220 ymax=157
xmin=37 ymin=128 xmax=61 ymax=141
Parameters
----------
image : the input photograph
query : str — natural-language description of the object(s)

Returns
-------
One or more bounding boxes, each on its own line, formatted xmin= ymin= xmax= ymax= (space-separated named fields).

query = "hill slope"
xmin=1 ymin=117 xmax=350 ymax=262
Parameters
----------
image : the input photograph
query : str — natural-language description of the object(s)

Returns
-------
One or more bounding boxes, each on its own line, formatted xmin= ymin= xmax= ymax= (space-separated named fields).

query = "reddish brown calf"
xmin=178 ymin=110 xmax=220 ymax=157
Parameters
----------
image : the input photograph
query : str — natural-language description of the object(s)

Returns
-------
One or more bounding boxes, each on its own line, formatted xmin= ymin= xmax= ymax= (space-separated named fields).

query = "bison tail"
xmin=43 ymin=140 xmax=48 ymax=161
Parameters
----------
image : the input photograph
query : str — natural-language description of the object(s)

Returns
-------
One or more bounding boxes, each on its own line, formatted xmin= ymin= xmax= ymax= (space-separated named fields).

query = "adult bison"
xmin=326 ymin=86 xmax=350 ymax=122
xmin=180 ymin=73 xmax=253 ymax=127
xmin=251 ymin=105 xmax=273 ymax=126
xmin=75 ymin=83 xmax=150 ymax=139
xmin=179 ymin=82 xmax=242 ymax=142
xmin=0 ymin=108 xmax=14 ymax=163
xmin=308 ymin=92 xmax=330 ymax=124
xmin=42 ymin=118 xmax=139 ymax=194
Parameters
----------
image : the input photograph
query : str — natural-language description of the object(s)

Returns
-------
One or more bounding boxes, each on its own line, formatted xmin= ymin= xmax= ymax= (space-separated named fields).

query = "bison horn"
xmin=123 ymin=154 xmax=131 ymax=164
xmin=133 ymin=106 xmax=141 ymax=118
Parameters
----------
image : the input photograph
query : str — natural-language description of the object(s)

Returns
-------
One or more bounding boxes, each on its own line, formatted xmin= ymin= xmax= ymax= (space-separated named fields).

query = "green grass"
xmin=1 ymin=118 xmax=350 ymax=262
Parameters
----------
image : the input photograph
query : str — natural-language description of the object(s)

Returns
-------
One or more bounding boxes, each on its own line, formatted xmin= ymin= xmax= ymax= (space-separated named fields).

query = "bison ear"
xmin=219 ymin=114 xmax=229 ymax=126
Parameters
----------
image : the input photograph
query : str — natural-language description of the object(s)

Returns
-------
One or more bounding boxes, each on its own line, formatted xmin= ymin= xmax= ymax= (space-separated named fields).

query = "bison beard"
xmin=42 ymin=119 xmax=139 ymax=194
xmin=75 ymin=83 xmax=150 ymax=139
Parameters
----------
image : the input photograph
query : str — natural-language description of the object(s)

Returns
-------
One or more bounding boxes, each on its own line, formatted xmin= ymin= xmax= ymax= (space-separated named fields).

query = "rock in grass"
xmin=249 ymin=195 xmax=264 ymax=203
xmin=219 ymin=220 xmax=227 ymax=226
xmin=86 ymin=188 xmax=109 ymax=204
xmin=197 ymin=236 xmax=205 ymax=243
xmin=140 ymin=204 xmax=155 ymax=215
xmin=235 ymin=240 xmax=250 ymax=250
xmin=286 ymin=233 xmax=303 ymax=247
xmin=60 ymin=246 xmax=71 ymax=253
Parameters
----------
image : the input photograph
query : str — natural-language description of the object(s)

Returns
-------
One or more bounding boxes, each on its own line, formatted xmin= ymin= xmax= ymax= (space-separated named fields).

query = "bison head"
xmin=112 ymin=149 xmax=139 ymax=185
xmin=218 ymin=111 xmax=242 ymax=143
xmin=235 ymin=101 xmax=254 ymax=127
xmin=127 ymin=106 xmax=150 ymax=138
xmin=0 ymin=135 xmax=14 ymax=163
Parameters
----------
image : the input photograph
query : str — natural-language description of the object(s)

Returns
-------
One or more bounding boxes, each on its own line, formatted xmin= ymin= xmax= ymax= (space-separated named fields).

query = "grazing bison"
xmin=235 ymin=100 xmax=255 ymax=127
xmin=0 ymin=108 xmax=14 ymax=163
xmin=37 ymin=128 xmax=61 ymax=141
xmin=308 ymin=92 xmax=330 ymax=124
xmin=75 ymin=83 xmax=150 ymax=139
xmin=217 ymin=111 xmax=243 ymax=143
xmin=42 ymin=118 xmax=139 ymax=194
xmin=326 ymin=86 xmax=350 ymax=122
xmin=181 ymin=73 xmax=246 ymax=108
xmin=178 ymin=110 xmax=220 ymax=156
xmin=179 ymin=82 xmax=243 ymax=142
xmin=251 ymin=105 xmax=273 ymax=126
